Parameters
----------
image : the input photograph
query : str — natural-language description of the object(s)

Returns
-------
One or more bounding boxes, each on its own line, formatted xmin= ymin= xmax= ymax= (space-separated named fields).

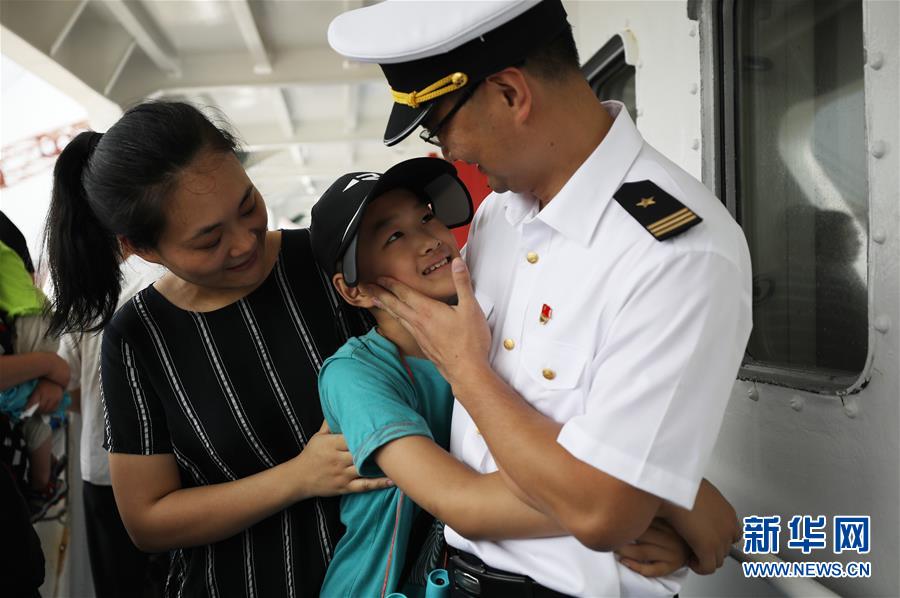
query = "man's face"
xmin=422 ymin=85 xmax=519 ymax=194
xmin=354 ymin=188 xmax=461 ymax=303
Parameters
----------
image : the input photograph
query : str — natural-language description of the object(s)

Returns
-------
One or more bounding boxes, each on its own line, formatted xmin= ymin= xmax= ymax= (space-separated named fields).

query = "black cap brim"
xmin=384 ymin=101 xmax=436 ymax=146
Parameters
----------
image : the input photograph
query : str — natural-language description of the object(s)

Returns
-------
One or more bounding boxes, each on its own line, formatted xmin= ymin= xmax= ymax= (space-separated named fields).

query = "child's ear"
xmin=333 ymin=273 xmax=376 ymax=309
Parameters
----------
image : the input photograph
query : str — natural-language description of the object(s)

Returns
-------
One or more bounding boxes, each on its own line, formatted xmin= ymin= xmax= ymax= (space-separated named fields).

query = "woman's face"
xmin=142 ymin=150 xmax=270 ymax=292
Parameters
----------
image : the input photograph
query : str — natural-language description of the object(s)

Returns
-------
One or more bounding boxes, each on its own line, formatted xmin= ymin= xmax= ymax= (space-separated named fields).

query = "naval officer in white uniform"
xmin=329 ymin=1 xmax=752 ymax=596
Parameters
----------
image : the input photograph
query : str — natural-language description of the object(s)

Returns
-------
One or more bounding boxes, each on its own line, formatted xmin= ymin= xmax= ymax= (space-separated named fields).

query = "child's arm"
xmin=377 ymin=436 xmax=721 ymax=578
xmin=498 ymin=464 xmax=723 ymax=575
xmin=374 ymin=435 xmax=563 ymax=540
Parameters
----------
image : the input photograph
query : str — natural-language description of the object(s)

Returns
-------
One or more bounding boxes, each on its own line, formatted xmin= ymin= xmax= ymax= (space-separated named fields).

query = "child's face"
xmin=354 ymin=188 xmax=460 ymax=303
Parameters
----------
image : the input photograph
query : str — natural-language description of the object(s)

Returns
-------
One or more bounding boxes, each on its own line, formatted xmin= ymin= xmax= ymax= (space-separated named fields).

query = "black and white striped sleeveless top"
xmin=101 ymin=228 xmax=370 ymax=598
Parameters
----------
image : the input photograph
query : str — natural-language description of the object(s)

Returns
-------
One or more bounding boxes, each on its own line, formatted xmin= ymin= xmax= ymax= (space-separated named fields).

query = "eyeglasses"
xmin=418 ymin=81 xmax=481 ymax=146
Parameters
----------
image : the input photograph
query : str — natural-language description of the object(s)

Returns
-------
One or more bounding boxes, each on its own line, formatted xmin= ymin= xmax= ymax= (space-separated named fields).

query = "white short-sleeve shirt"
xmin=58 ymin=255 xmax=164 ymax=485
xmin=445 ymin=102 xmax=753 ymax=597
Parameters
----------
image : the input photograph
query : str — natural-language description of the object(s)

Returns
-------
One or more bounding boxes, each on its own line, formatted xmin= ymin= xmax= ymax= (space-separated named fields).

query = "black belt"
xmin=448 ymin=549 xmax=570 ymax=598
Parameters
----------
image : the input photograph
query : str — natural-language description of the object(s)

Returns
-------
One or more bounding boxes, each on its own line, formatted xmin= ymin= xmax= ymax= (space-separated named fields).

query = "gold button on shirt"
xmin=526 ymin=251 xmax=539 ymax=264
xmin=542 ymin=368 xmax=556 ymax=380
xmin=503 ymin=338 xmax=515 ymax=350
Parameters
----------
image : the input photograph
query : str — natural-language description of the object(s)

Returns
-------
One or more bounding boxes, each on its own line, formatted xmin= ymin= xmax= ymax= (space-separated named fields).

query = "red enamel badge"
xmin=540 ymin=304 xmax=553 ymax=324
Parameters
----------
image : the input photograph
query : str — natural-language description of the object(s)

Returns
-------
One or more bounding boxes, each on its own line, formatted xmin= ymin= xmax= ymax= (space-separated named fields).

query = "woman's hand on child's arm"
xmin=657 ymin=478 xmax=740 ymax=575
xmin=615 ymin=518 xmax=690 ymax=577
xmin=110 ymin=423 xmax=392 ymax=553
xmin=289 ymin=420 xmax=393 ymax=499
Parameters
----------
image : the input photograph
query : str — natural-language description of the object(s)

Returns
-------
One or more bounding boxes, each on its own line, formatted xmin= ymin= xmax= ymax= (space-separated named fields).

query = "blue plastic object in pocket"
xmin=426 ymin=569 xmax=450 ymax=598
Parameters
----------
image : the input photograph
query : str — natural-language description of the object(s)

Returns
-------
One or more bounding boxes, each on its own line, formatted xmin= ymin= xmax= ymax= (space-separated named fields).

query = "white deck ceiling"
xmin=1 ymin=0 xmax=445 ymax=226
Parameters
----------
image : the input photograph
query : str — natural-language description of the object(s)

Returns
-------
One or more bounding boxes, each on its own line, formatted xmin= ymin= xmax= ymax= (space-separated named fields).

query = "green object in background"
xmin=0 ymin=241 xmax=45 ymax=318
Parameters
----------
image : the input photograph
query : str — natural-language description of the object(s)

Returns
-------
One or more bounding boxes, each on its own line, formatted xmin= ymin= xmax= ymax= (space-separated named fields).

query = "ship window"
xmin=582 ymin=34 xmax=636 ymax=117
xmin=720 ymin=0 xmax=869 ymax=390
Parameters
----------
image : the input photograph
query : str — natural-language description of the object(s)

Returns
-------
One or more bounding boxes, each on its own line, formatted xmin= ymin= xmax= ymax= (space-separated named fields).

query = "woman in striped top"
xmin=44 ymin=101 xmax=390 ymax=597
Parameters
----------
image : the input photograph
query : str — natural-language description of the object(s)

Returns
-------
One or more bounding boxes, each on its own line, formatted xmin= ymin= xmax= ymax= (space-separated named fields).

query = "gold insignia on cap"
xmin=637 ymin=197 xmax=656 ymax=208
xmin=391 ymin=72 xmax=469 ymax=108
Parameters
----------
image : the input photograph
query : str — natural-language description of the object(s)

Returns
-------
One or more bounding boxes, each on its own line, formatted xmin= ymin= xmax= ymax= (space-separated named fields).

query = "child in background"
xmin=309 ymin=158 xmax=690 ymax=597
xmin=0 ymin=239 xmax=70 ymax=519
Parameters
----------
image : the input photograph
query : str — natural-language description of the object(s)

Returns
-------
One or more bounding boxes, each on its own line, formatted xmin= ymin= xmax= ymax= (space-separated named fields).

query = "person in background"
xmin=0 ymin=461 xmax=46 ymax=597
xmin=0 ymin=212 xmax=69 ymax=520
xmin=58 ymin=252 xmax=167 ymax=598
xmin=0 ymin=211 xmax=47 ymax=597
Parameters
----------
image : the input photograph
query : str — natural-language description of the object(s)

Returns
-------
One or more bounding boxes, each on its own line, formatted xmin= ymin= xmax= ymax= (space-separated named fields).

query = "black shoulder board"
xmin=613 ymin=180 xmax=702 ymax=241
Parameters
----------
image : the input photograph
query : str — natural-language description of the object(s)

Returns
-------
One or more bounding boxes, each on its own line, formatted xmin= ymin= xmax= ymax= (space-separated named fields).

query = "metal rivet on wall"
xmin=871 ymin=141 xmax=887 ymax=159
xmin=843 ymin=396 xmax=860 ymax=419
xmin=874 ymin=316 xmax=891 ymax=334
xmin=867 ymin=52 xmax=884 ymax=70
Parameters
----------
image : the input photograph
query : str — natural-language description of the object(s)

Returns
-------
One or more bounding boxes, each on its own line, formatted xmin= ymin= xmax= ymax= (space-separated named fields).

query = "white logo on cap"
xmin=343 ymin=172 xmax=380 ymax=192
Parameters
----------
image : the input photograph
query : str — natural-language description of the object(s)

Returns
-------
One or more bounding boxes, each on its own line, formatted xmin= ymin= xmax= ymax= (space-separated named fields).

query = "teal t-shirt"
xmin=318 ymin=328 xmax=453 ymax=598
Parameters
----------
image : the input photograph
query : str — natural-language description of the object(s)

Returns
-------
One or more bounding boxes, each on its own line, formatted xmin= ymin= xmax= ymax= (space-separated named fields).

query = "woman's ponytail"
xmin=43 ymin=101 xmax=240 ymax=336
xmin=44 ymin=131 xmax=121 ymax=336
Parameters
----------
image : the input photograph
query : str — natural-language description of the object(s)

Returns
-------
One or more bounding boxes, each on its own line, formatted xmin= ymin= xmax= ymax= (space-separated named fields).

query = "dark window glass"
xmin=727 ymin=0 xmax=868 ymax=386
xmin=583 ymin=35 xmax=636 ymax=116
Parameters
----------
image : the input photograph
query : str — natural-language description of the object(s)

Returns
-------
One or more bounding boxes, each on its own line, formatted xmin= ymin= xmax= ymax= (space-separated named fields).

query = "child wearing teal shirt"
xmin=318 ymin=329 xmax=452 ymax=597
xmin=311 ymin=158 xmax=692 ymax=597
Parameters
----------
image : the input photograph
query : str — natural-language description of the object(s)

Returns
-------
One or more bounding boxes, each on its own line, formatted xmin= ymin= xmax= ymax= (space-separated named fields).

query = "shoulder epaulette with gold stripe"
xmin=613 ymin=180 xmax=702 ymax=241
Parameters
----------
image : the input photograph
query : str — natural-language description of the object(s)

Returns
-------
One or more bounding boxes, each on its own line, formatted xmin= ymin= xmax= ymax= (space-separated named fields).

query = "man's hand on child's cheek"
xmin=361 ymin=261 xmax=492 ymax=384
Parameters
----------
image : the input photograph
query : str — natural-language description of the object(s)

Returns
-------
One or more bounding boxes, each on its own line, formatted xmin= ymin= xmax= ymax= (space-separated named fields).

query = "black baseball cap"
xmin=310 ymin=157 xmax=473 ymax=287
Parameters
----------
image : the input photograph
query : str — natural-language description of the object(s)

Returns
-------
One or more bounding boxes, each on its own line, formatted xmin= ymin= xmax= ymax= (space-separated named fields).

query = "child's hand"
xmin=26 ymin=379 xmax=65 ymax=415
xmin=615 ymin=518 xmax=690 ymax=577
xmin=658 ymin=478 xmax=740 ymax=574
xmin=291 ymin=420 xmax=393 ymax=500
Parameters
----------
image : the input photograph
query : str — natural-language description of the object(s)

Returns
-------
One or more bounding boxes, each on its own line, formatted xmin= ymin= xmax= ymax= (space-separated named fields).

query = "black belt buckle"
xmin=450 ymin=554 xmax=484 ymax=596
xmin=449 ymin=553 xmax=533 ymax=597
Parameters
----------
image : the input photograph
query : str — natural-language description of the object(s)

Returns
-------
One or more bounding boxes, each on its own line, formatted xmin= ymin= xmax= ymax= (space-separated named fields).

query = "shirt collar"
xmin=503 ymin=101 xmax=644 ymax=245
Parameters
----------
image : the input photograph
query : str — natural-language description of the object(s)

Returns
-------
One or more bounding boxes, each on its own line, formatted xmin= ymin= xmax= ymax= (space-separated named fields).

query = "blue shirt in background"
xmin=319 ymin=328 xmax=453 ymax=597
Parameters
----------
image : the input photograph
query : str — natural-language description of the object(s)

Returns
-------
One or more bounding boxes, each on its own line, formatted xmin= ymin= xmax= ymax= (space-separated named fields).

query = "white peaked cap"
xmin=328 ymin=1 xmax=541 ymax=64
xmin=327 ymin=0 xmax=570 ymax=145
